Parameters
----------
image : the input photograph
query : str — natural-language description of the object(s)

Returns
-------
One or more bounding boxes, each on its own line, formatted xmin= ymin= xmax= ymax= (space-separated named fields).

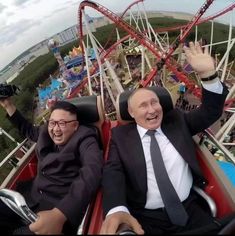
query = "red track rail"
xmin=200 ymin=3 xmax=235 ymax=25
xmin=100 ymin=3 xmax=235 ymax=61
xmin=100 ymin=0 xmax=144 ymax=55
xmin=224 ymin=97 xmax=235 ymax=111
xmin=76 ymin=0 xmax=233 ymax=98
xmin=69 ymin=1 xmax=145 ymax=98
xmin=164 ymin=0 xmax=215 ymax=62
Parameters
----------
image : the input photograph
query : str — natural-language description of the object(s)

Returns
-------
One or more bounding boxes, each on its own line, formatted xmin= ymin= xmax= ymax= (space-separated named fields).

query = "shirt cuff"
xmin=106 ymin=206 xmax=130 ymax=217
xmin=201 ymin=77 xmax=223 ymax=94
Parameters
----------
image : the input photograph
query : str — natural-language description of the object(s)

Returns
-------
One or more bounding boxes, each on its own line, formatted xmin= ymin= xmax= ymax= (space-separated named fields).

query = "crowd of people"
xmin=175 ymin=96 xmax=199 ymax=111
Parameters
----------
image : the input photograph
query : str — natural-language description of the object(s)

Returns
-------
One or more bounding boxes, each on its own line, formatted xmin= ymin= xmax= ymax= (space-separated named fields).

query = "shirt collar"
xmin=137 ymin=124 xmax=163 ymax=139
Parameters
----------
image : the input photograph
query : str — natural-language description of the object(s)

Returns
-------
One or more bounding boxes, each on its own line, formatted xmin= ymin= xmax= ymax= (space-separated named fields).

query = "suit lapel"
xmin=162 ymin=121 xmax=182 ymax=153
xmin=161 ymin=117 xmax=194 ymax=166
xmin=127 ymin=125 xmax=147 ymax=195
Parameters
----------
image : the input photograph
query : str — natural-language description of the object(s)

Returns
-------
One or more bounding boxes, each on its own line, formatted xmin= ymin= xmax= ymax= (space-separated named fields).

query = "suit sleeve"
xmin=184 ymin=83 xmax=228 ymax=136
xmin=56 ymin=130 xmax=103 ymax=226
xmin=102 ymin=130 xmax=128 ymax=216
xmin=8 ymin=109 xmax=40 ymax=142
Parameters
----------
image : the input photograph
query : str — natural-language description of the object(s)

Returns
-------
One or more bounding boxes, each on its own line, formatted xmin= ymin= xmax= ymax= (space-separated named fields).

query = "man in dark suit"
xmin=100 ymin=42 xmax=229 ymax=234
xmin=0 ymin=99 xmax=103 ymax=234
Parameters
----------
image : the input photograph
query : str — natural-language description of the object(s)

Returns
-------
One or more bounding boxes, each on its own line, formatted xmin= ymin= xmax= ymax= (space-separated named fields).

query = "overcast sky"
xmin=0 ymin=0 xmax=234 ymax=71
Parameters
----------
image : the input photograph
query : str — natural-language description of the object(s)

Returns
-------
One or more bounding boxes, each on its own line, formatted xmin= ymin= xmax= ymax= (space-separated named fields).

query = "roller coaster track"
xmin=77 ymin=0 xmax=217 ymax=98
xmin=155 ymin=3 xmax=235 ymax=33
xmin=98 ymin=3 xmax=235 ymax=62
xmin=69 ymin=0 xmax=145 ymax=98
xmin=99 ymin=0 xmax=144 ymax=55
xmin=200 ymin=3 xmax=235 ymax=25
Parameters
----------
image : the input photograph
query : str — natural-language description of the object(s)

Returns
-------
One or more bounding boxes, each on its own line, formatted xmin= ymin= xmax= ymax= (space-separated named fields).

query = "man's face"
xmin=128 ymin=89 xmax=163 ymax=130
xmin=48 ymin=109 xmax=79 ymax=145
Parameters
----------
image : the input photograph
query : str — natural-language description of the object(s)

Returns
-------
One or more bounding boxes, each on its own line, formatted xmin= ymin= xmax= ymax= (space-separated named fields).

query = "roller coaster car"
xmin=85 ymin=86 xmax=235 ymax=234
xmin=0 ymin=94 xmax=109 ymax=234
xmin=1 ymin=89 xmax=235 ymax=234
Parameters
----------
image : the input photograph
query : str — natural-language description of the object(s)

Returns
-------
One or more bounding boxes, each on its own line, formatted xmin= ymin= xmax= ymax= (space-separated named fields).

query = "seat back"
xmin=66 ymin=95 xmax=107 ymax=234
xmin=116 ymin=86 xmax=174 ymax=123
xmin=66 ymin=95 xmax=105 ymax=147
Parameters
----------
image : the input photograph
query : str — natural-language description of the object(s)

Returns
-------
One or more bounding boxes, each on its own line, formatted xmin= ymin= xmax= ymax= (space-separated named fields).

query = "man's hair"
xmin=50 ymin=101 xmax=79 ymax=120
xmin=127 ymin=87 xmax=158 ymax=108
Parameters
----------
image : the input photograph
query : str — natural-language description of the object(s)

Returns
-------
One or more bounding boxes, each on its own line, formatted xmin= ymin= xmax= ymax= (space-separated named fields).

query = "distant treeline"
xmin=0 ymin=17 xmax=234 ymax=161
xmin=94 ymin=17 xmax=234 ymax=59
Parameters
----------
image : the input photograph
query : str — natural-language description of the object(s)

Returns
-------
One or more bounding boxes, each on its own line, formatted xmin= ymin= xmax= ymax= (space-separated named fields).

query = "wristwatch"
xmin=201 ymin=72 xmax=218 ymax=82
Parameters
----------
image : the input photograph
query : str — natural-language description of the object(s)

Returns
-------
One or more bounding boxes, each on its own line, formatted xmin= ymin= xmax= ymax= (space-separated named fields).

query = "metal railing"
xmin=0 ymin=139 xmax=29 ymax=169
xmin=200 ymin=130 xmax=235 ymax=165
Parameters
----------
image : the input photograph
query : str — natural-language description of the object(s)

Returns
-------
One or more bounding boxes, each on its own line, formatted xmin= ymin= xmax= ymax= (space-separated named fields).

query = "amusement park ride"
xmin=0 ymin=0 xmax=235 ymax=234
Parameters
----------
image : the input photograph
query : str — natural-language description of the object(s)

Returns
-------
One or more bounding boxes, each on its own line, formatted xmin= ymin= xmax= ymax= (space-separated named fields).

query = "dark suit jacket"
xmin=9 ymin=111 xmax=103 ymax=227
xmin=102 ymin=85 xmax=228 ymax=215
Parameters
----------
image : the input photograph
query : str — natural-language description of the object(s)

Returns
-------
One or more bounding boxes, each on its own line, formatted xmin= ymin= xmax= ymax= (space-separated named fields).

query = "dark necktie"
xmin=146 ymin=130 xmax=188 ymax=226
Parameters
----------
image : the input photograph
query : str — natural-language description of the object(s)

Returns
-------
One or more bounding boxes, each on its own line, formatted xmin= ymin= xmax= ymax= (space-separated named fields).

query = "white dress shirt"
xmin=138 ymin=126 xmax=193 ymax=209
xmin=107 ymin=79 xmax=223 ymax=216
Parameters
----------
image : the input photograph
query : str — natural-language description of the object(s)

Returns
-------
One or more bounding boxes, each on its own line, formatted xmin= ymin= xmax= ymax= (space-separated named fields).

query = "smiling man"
xmin=47 ymin=103 xmax=79 ymax=146
xmin=127 ymin=88 xmax=163 ymax=131
xmin=0 ymin=99 xmax=103 ymax=234
xmin=100 ymin=42 xmax=230 ymax=235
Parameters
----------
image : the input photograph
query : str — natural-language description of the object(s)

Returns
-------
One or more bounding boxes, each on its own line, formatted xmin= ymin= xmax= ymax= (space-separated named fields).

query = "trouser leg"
xmin=0 ymin=199 xmax=25 ymax=234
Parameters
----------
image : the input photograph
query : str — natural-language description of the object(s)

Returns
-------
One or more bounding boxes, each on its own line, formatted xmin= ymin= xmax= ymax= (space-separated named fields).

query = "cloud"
xmin=44 ymin=1 xmax=78 ymax=21
xmin=13 ymin=0 xmax=31 ymax=7
xmin=0 ymin=19 xmax=41 ymax=46
xmin=6 ymin=11 xmax=14 ymax=17
xmin=63 ymin=0 xmax=79 ymax=5
xmin=13 ymin=0 xmax=44 ymax=8
xmin=0 ymin=3 xmax=7 ymax=13
xmin=52 ymin=7 xmax=68 ymax=15
xmin=43 ymin=8 xmax=67 ymax=22
xmin=64 ymin=0 xmax=77 ymax=4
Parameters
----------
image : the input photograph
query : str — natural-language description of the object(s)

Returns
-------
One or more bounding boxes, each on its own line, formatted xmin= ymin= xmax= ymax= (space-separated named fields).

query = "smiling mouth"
xmin=54 ymin=133 xmax=62 ymax=138
xmin=147 ymin=116 xmax=158 ymax=121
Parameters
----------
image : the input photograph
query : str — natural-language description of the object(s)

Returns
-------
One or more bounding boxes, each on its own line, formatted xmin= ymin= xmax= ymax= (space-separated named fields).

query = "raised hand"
xmin=183 ymin=41 xmax=216 ymax=78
